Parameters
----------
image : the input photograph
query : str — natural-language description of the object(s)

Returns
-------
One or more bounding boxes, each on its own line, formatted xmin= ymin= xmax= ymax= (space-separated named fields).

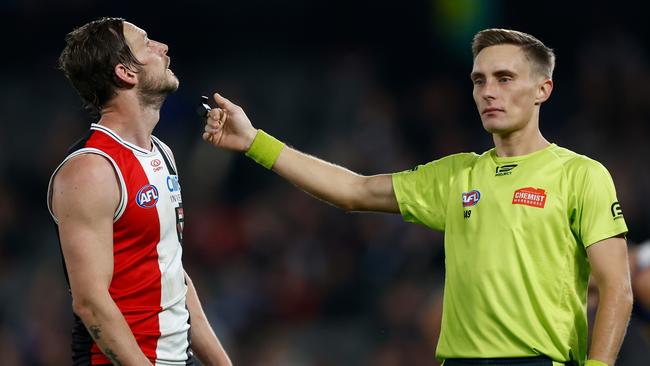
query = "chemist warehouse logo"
xmin=512 ymin=187 xmax=547 ymax=208
xmin=136 ymin=184 xmax=159 ymax=208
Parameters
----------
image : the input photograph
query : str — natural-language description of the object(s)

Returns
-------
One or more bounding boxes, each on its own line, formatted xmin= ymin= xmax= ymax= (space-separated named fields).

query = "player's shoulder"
xmin=51 ymin=154 xmax=120 ymax=215
xmin=54 ymin=154 xmax=117 ymax=190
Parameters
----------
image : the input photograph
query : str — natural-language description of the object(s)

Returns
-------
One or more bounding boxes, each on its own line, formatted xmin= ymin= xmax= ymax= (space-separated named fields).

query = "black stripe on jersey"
xmin=185 ymin=305 xmax=195 ymax=365
xmin=58 ymin=226 xmax=93 ymax=365
xmin=54 ymin=225 xmax=72 ymax=290
xmin=71 ymin=314 xmax=94 ymax=365
xmin=67 ymin=129 xmax=95 ymax=155
xmin=151 ymin=138 xmax=177 ymax=176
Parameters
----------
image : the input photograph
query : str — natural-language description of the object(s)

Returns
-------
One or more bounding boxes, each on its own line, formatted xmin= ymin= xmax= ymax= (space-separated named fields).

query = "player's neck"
xmin=98 ymin=91 xmax=161 ymax=151
xmin=492 ymin=125 xmax=550 ymax=158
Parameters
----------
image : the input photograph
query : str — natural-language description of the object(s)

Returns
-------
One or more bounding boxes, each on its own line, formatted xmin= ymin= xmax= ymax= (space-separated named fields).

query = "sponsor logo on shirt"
xmin=136 ymin=184 xmax=159 ymax=208
xmin=611 ymin=201 xmax=624 ymax=220
xmin=462 ymin=190 xmax=481 ymax=207
xmin=166 ymin=175 xmax=181 ymax=192
xmin=151 ymin=158 xmax=163 ymax=172
xmin=167 ymin=175 xmax=183 ymax=204
xmin=512 ymin=187 xmax=546 ymax=208
xmin=495 ymin=164 xmax=517 ymax=176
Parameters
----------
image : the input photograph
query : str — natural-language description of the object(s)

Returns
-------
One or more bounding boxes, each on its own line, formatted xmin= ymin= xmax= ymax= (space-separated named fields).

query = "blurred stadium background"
xmin=1 ymin=0 xmax=649 ymax=364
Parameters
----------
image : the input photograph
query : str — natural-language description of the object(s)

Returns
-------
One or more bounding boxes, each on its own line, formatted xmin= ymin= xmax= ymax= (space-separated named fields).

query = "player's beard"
xmin=137 ymin=67 xmax=179 ymax=109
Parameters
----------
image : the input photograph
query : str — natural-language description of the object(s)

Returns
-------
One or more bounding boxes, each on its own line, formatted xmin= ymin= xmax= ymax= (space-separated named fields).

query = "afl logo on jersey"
xmin=136 ymin=184 xmax=159 ymax=208
xmin=462 ymin=190 xmax=481 ymax=207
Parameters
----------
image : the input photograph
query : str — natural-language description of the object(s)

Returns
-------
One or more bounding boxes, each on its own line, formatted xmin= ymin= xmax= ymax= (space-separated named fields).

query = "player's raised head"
xmin=58 ymin=17 xmax=143 ymax=114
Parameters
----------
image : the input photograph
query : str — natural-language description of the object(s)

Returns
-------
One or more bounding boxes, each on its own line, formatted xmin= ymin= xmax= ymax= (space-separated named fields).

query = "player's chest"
xmin=125 ymin=154 xmax=183 ymax=211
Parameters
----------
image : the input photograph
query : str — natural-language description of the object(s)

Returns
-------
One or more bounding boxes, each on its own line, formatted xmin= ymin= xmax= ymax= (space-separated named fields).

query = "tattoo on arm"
xmin=104 ymin=348 xmax=123 ymax=366
xmin=87 ymin=325 xmax=123 ymax=365
xmin=89 ymin=325 xmax=102 ymax=340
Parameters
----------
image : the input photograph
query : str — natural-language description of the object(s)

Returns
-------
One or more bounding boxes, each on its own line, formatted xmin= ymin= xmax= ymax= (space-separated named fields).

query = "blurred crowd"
xmin=1 ymin=3 xmax=650 ymax=365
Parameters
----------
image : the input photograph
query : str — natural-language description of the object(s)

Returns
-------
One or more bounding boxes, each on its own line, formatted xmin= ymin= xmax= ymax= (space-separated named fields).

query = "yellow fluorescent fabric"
xmin=392 ymin=144 xmax=627 ymax=365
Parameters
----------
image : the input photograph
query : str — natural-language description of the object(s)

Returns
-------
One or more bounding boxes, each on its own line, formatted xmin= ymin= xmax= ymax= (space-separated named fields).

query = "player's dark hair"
xmin=472 ymin=29 xmax=555 ymax=79
xmin=58 ymin=17 xmax=143 ymax=115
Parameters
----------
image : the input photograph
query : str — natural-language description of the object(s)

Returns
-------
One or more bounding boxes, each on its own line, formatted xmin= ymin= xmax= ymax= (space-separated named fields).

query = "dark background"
xmin=1 ymin=0 xmax=649 ymax=364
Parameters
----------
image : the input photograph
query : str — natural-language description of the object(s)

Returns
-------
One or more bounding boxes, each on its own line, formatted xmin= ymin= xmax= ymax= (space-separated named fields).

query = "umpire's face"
xmin=471 ymin=44 xmax=552 ymax=136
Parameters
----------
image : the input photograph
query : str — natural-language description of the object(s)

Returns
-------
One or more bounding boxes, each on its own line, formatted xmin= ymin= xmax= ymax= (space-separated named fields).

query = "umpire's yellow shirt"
xmin=392 ymin=144 xmax=627 ymax=365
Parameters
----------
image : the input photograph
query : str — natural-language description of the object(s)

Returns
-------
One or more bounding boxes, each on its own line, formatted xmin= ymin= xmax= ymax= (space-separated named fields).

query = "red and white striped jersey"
xmin=47 ymin=123 xmax=193 ymax=365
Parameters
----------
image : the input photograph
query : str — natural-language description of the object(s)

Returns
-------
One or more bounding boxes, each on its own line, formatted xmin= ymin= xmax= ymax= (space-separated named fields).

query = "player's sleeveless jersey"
xmin=392 ymin=144 xmax=627 ymax=365
xmin=47 ymin=124 xmax=193 ymax=365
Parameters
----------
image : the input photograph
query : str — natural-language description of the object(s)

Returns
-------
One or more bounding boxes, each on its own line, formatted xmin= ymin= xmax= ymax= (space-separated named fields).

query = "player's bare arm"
xmin=586 ymin=236 xmax=633 ymax=365
xmin=184 ymin=272 xmax=232 ymax=366
xmin=52 ymin=154 xmax=153 ymax=365
xmin=202 ymin=93 xmax=399 ymax=213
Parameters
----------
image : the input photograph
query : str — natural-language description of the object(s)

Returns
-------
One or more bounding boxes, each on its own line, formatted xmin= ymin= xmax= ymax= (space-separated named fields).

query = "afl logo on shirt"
xmin=136 ymin=184 xmax=159 ymax=208
xmin=462 ymin=190 xmax=481 ymax=207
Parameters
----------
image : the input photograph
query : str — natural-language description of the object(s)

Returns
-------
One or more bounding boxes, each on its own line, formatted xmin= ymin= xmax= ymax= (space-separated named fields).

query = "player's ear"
xmin=534 ymin=78 xmax=553 ymax=105
xmin=114 ymin=64 xmax=138 ymax=87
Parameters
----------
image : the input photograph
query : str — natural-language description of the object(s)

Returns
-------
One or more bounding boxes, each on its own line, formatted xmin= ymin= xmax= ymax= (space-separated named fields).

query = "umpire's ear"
xmin=534 ymin=78 xmax=553 ymax=106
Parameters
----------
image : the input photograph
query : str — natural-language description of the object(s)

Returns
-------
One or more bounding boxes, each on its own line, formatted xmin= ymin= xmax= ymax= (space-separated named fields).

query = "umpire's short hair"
xmin=472 ymin=28 xmax=555 ymax=79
